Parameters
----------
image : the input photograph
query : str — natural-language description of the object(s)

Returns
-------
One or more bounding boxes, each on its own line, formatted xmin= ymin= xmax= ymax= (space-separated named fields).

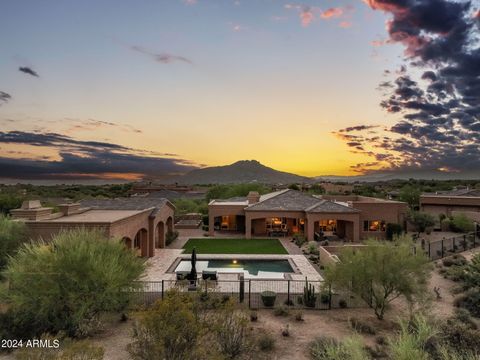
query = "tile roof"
xmin=305 ymin=199 xmax=359 ymax=213
xmin=245 ymin=189 xmax=319 ymax=212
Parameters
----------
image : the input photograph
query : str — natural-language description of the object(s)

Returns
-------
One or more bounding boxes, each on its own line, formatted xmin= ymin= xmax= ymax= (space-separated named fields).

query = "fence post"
xmin=328 ymin=283 xmax=332 ymax=310
xmin=239 ymin=276 xmax=245 ymax=303
xmin=161 ymin=280 xmax=164 ymax=300
xmin=453 ymin=237 xmax=456 ymax=253
xmin=428 ymin=242 xmax=431 ymax=259
xmin=287 ymin=280 xmax=291 ymax=305
xmin=441 ymin=239 xmax=444 ymax=258
xmin=248 ymin=279 xmax=251 ymax=309
xmin=204 ymin=279 xmax=208 ymax=295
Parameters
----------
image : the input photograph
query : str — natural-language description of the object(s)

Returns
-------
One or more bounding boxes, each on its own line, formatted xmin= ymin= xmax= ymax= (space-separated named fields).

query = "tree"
xmin=450 ymin=213 xmax=474 ymax=233
xmin=4 ymin=228 xmax=145 ymax=338
xmin=398 ymin=185 xmax=421 ymax=209
xmin=324 ymin=238 xmax=430 ymax=320
xmin=407 ymin=211 xmax=436 ymax=235
xmin=0 ymin=215 xmax=28 ymax=273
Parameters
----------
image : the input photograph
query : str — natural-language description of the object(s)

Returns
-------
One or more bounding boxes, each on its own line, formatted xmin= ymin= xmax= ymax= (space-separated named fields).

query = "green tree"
xmin=398 ymin=185 xmax=421 ymax=209
xmin=324 ymin=238 xmax=430 ymax=320
xmin=0 ymin=215 xmax=28 ymax=273
xmin=407 ymin=211 xmax=436 ymax=235
xmin=4 ymin=228 xmax=145 ymax=338
xmin=450 ymin=213 xmax=474 ymax=233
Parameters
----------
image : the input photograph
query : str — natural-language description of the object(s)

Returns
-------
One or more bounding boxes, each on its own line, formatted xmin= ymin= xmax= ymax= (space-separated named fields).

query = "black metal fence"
xmin=421 ymin=230 xmax=479 ymax=261
xmin=132 ymin=278 xmax=366 ymax=310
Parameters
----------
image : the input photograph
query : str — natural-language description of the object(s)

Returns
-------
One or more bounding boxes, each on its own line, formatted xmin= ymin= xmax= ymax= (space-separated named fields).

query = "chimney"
xmin=58 ymin=203 xmax=81 ymax=216
xmin=10 ymin=200 xmax=53 ymax=221
xmin=247 ymin=191 xmax=260 ymax=204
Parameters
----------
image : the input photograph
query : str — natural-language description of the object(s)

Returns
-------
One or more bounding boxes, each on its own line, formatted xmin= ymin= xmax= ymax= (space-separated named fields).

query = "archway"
xmin=156 ymin=221 xmax=165 ymax=249
xmin=134 ymin=228 xmax=148 ymax=257
xmin=122 ymin=237 xmax=132 ymax=249
xmin=166 ymin=216 xmax=173 ymax=233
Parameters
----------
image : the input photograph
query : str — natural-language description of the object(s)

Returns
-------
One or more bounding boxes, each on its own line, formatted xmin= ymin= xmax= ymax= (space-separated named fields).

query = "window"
xmin=363 ymin=220 xmax=386 ymax=232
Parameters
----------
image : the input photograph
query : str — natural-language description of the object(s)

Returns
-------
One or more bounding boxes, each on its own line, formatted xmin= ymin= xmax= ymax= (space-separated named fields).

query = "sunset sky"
xmin=1 ymin=0 xmax=479 ymax=181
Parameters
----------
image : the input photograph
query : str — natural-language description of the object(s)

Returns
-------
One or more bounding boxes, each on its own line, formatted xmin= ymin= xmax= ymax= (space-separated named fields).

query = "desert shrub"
xmin=250 ymin=311 xmax=258 ymax=322
xmin=407 ymin=211 xmax=436 ymax=234
xmin=258 ymin=333 xmax=275 ymax=352
xmin=320 ymin=292 xmax=331 ymax=304
xmin=308 ymin=242 xmax=319 ymax=255
xmin=463 ymin=253 xmax=480 ymax=289
xmin=294 ymin=310 xmax=304 ymax=321
xmin=0 ymin=215 xmax=28 ymax=274
xmin=273 ymin=306 xmax=289 ymax=317
xmin=375 ymin=335 xmax=387 ymax=345
xmin=309 ymin=335 xmax=369 ymax=360
xmin=386 ymin=223 xmax=403 ymax=240
xmin=453 ymin=287 xmax=480 ymax=317
xmin=442 ymin=255 xmax=467 ymax=267
xmin=294 ymin=234 xmax=307 ymax=247
xmin=349 ymin=317 xmax=376 ymax=335
xmin=439 ymin=317 xmax=480 ymax=355
xmin=4 ymin=228 xmax=145 ymax=338
xmin=215 ymin=305 xmax=254 ymax=359
xmin=165 ymin=230 xmax=179 ymax=246
xmin=450 ymin=214 xmax=474 ymax=233
xmin=453 ymin=308 xmax=477 ymax=329
xmin=338 ymin=299 xmax=348 ymax=308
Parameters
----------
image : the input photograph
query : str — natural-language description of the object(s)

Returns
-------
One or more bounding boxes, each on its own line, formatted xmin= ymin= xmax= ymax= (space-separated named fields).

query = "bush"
xmin=320 ymin=292 xmax=331 ymax=304
xmin=439 ymin=317 xmax=480 ymax=354
xmin=338 ymin=299 xmax=348 ymax=308
xmin=349 ymin=317 xmax=376 ymax=335
xmin=450 ymin=214 xmax=474 ymax=233
xmin=0 ymin=215 xmax=28 ymax=274
xmin=250 ymin=311 xmax=258 ymax=322
xmin=261 ymin=291 xmax=276 ymax=307
xmin=309 ymin=335 xmax=369 ymax=360
xmin=273 ymin=306 xmax=289 ymax=317
xmin=215 ymin=305 xmax=253 ymax=359
xmin=4 ymin=228 xmax=145 ymax=338
xmin=308 ymin=242 xmax=319 ymax=255
xmin=386 ymin=223 xmax=403 ymax=240
xmin=165 ymin=230 xmax=179 ymax=246
xmin=442 ymin=254 xmax=467 ymax=267
xmin=258 ymin=333 xmax=275 ymax=352
xmin=293 ymin=234 xmax=307 ymax=247
xmin=294 ymin=310 xmax=304 ymax=321
xmin=454 ymin=287 xmax=480 ymax=317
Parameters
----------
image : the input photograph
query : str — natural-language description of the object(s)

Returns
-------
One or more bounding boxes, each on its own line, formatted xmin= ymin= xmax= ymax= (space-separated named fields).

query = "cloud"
xmin=182 ymin=0 xmax=197 ymax=4
xmin=0 ymin=91 xmax=11 ymax=106
xmin=19 ymin=66 xmax=39 ymax=77
xmin=63 ymin=118 xmax=143 ymax=134
xmin=131 ymin=45 xmax=192 ymax=65
xmin=300 ymin=6 xmax=315 ymax=27
xmin=335 ymin=0 xmax=480 ymax=174
xmin=321 ymin=7 xmax=344 ymax=19
xmin=0 ymin=131 xmax=200 ymax=180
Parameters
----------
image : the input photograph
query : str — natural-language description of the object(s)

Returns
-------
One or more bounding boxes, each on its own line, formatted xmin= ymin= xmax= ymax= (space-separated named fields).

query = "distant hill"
xmin=173 ymin=160 xmax=310 ymax=185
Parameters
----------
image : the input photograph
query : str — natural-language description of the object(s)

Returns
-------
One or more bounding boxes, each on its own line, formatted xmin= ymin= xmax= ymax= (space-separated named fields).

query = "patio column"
xmin=353 ymin=219 xmax=360 ymax=242
xmin=245 ymin=214 xmax=252 ymax=239
xmin=306 ymin=216 xmax=314 ymax=242
xmin=209 ymin=213 xmax=215 ymax=237
xmin=148 ymin=217 xmax=155 ymax=257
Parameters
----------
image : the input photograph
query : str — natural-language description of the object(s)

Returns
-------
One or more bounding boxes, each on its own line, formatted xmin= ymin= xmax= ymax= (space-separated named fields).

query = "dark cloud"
xmin=0 ymin=131 xmax=199 ymax=180
xmin=0 ymin=91 xmax=11 ymax=106
xmin=338 ymin=125 xmax=379 ymax=132
xmin=337 ymin=0 xmax=480 ymax=174
xmin=131 ymin=45 xmax=193 ymax=65
xmin=19 ymin=66 xmax=39 ymax=77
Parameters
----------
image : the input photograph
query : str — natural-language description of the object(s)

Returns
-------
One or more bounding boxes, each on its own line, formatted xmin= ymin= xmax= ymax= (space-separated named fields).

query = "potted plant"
xmin=261 ymin=291 xmax=277 ymax=307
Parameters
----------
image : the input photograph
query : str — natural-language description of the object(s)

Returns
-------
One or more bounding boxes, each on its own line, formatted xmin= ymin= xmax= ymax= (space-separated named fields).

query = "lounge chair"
xmin=202 ymin=270 xmax=217 ymax=281
xmin=176 ymin=271 xmax=190 ymax=281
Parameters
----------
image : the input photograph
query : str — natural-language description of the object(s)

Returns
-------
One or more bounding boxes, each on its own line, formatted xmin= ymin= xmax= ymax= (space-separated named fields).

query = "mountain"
xmin=172 ymin=160 xmax=310 ymax=185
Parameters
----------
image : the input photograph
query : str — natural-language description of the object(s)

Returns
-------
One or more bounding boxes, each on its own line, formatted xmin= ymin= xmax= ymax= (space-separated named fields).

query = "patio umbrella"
xmin=189 ymin=247 xmax=197 ymax=282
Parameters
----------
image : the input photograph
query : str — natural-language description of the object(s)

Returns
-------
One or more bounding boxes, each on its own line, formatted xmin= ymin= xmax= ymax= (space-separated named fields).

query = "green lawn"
xmin=182 ymin=238 xmax=288 ymax=254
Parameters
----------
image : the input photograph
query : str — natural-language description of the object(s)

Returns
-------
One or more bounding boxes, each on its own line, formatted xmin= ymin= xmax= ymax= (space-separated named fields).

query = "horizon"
xmin=1 ymin=0 xmax=479 ymax=181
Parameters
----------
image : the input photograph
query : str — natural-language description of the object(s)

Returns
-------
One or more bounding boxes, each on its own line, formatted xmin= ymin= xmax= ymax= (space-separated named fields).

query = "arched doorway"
xmin=122 ymin=237 xmax=132 ymax=249
xmin=156 ymin=221 xmax=165 ymax=249
xmin=134 ymin=228 xmax=148 ymax=257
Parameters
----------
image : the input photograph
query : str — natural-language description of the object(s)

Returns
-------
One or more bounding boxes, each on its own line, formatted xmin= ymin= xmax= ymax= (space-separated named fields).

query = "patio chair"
xmin=176 ymin=271 xmax=189 ymax=281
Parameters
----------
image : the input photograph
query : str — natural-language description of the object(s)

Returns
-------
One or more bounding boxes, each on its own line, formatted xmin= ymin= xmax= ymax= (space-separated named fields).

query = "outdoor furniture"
xmin=176 ymin=271 xmax=189 ymax=281
xmin=202 ymin=270 xmax=217 ymax=281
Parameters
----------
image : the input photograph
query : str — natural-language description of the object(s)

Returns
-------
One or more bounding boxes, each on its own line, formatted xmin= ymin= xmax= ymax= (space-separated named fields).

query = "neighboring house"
xmin=10 ymin=198 xmax=175 ymax=258
xmin=420 ymin=188 xmax=480 ymax=223
xmin=208 ymin=189 xmax=408 ymax=242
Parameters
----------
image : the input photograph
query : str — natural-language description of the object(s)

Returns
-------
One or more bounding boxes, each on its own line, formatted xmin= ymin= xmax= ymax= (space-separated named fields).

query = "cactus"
xmin=303 ymin=278 xmax=317 ymax=308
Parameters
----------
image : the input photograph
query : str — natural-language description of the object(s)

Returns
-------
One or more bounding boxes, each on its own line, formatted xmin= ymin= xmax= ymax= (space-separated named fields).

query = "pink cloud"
xmin=339 ymin=21 xmax=352 ymax=28
xmin=300 ymin=6 xmax=315 ymax=27
xmin=321 ymin=7 xmax=343 ymax=19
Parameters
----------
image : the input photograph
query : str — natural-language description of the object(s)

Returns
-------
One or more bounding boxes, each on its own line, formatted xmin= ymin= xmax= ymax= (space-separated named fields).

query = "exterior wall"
xmin=351 ymin=201 xmax=408 ymax=240
xmin=208 ymin=204 xmax=246 ymax=236
xmin=420 ymin=196 xmax=480 ymax=218
xmin=25 ymin=222 xmax=111 ymax=242
xmin=245 ymin=210 xmax=305 ymax=239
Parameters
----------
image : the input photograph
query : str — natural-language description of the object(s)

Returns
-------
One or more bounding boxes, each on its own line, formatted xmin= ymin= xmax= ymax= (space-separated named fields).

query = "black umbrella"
xmin=189 ymin=247 xmax=197 ymax=282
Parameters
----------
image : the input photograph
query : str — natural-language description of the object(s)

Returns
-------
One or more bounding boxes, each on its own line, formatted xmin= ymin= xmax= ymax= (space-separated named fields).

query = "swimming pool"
xmin=174 ymin=259 xmax=294 ymax=279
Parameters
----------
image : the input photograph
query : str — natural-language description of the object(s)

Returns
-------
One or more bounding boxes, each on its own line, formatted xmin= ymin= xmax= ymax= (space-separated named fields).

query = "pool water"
xmin=175 ymin=259 xmax=294 ymax=278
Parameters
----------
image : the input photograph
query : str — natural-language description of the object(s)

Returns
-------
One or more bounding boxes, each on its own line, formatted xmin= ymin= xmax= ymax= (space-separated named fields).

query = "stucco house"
xmin=10 ymin=197 xmax=175 ymax=258
xmin=420 ymin=188 xmax=480 ymax=223
xmin=208 ymin=189 xmax=408 ymax=242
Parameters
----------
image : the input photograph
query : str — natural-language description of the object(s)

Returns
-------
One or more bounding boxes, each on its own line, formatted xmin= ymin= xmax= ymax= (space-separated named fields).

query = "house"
xmin=10 ymin=197 xmax=175 ymax=258
xmin=420 ymin=188 xmax=480 ymax=223
xmin=208 ymin=189 xmax=408 ymax=242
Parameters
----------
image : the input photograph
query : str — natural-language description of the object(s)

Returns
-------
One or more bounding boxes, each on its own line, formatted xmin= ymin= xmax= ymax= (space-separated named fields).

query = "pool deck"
xmin=142 ymin=249 xmax=322 ymax=282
